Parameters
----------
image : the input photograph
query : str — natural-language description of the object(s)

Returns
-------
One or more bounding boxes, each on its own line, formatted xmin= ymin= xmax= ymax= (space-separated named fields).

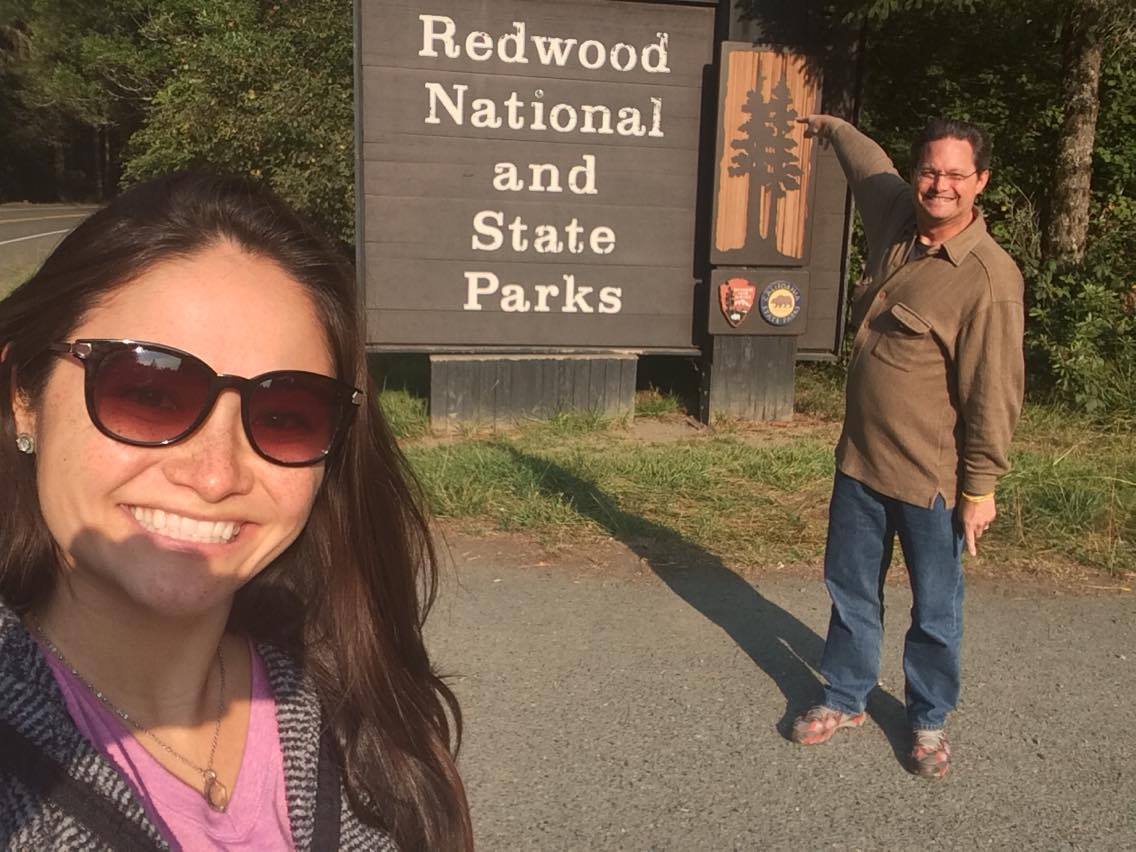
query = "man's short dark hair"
xmin=910 ymin=118 xmax=992 ymax=173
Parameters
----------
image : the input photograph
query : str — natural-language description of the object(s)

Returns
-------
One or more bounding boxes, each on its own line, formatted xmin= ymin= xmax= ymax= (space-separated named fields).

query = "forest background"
xmin=1 ymin=0 xmax=1133 ymax=576
xmin=3 ymin=0 xmax=1132 ymax=413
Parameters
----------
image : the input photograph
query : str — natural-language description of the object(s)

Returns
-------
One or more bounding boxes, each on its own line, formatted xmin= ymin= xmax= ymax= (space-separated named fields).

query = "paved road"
xmin=427 ymin=531 xmax=1135 ymax=850
xmin=0 ymin=204 xmax=95 ymax=286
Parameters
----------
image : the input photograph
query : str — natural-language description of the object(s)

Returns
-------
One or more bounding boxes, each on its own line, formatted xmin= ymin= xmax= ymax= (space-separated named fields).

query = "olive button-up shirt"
xmin=829 ymin=120 xmax=1025 ymax=509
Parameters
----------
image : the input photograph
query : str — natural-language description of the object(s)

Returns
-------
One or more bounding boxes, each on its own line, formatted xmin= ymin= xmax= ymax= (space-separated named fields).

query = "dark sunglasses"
xmin=48 ymin=339 xmax=363 ymax=467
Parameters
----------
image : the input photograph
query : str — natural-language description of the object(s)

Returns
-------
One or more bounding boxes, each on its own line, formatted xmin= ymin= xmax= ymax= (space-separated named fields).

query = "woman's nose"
xmin=160 ymin=392 xmax=255 ymax=501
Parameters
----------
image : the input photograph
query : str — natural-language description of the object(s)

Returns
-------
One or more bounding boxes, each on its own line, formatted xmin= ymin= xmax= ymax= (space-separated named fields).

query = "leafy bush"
xmin=856 ymin=1 xmax=1135 ymax=418
xmin=120 ymin=0 xmax=355 ymax=244
xmin=1025 ymin=195 xmax=1136 ymax=416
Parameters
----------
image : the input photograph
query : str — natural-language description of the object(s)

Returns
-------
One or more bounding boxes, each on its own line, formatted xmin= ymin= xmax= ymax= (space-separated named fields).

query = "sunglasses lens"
xmin=247 ymin=375 xmax=344 ymax=464
xmin=93 ymin=347 xmax=212 ymax=443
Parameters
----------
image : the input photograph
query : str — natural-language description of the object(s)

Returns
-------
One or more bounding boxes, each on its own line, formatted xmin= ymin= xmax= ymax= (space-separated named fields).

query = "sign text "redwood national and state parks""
xmin=358 ymin=0 xmax=715 ymax=348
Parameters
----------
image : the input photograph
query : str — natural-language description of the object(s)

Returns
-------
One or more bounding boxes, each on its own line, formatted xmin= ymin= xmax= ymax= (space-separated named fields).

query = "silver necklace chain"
xmin=32 ymin=622 xmax=230 ymax=812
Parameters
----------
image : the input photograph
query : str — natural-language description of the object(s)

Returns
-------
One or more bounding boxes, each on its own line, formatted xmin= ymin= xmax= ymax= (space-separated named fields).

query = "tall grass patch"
xmin=408 ymin=433 xmax=836 ymax=566
xmin=520 ymin=408 xmax=617 ymax=437
xmin=999 ymin=450 xmax=1135 ymax=573
xmin=405 ymin=441 xmax=587 ymax=531
xmin=378 ymin=389 xmax=428 ymax=439
xmin=635 ymin=387 xmax=684 ymax=417
xmin=794 ymin=362 xmax=846 ymax=421
xmin=397 ymin=383 xmax=1133 ymax=576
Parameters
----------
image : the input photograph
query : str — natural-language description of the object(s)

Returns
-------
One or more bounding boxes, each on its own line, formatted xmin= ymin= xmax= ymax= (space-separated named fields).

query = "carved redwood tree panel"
xmin=711 ymin=44 xmax=821 ymax=266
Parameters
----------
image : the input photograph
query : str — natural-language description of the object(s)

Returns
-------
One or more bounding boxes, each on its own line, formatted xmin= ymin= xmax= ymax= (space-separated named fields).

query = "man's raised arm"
xmin=798 ymin=115 xmax=909 ymax=250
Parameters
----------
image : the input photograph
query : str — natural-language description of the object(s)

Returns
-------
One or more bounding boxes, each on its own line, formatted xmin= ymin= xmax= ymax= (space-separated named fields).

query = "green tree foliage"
xmin=737 ymin=0 xmax=1135 ymax=414
xmin=1041 ymin=0 xmax=1136 ymax=263
xmin=0 ymin=0 xmax=165 ymax=197
xmin=121 ymin=0 xmax=355 ymax=243
xmin=4 ymin=0 xmax=1133 ymax=411
xmin=2 ymin=0 xmax=353 ymax=240
xmin=2 ymin=0 xmax=164 ymax=124
xmin=1027 ymin=48 xmax=1136 ymax=414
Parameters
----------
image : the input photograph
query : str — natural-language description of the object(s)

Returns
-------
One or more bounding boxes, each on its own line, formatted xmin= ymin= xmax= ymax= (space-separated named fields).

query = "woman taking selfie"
xmin=0 ymin=173 xmax=472 ymax=850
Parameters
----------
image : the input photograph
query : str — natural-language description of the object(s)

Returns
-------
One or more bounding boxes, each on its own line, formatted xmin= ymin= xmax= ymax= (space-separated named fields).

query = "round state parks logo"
xmin=758 ymin=280 xmax=802 ymax=326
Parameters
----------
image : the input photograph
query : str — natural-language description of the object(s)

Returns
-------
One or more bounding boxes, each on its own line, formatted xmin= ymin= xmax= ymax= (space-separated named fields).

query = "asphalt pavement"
xmin=0 ymin=204 xmax=95 ymax=284
xmin=427 ymin=530 xmax=1136 ymax=851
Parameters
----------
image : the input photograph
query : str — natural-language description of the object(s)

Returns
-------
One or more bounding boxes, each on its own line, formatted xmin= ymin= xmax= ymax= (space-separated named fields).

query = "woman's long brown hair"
xmin=0 ymin=172 xmax=473 ymax=850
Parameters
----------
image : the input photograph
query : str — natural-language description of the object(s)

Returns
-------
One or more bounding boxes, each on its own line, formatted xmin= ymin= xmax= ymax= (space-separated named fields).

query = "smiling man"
xmin=789 ymin=115 xmax=1025 ymax=779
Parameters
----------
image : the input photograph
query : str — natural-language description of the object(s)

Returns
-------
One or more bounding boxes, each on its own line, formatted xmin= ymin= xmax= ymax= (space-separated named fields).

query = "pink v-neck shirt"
xmin=43 ymin=642 xmax=294 ymax=851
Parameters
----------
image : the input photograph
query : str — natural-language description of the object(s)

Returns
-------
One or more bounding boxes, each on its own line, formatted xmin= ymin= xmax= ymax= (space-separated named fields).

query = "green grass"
xmin=388 ymin=364 xmax=1134 ymax=578
xmin=378 ymin=389 xmax=428 ymax=440
xmin=634 ymin=387 xmax=684 ymax=417
xmin=406 ymin=430 xmax=837 ymax=567
xmin=0 ymin=263 xmax=36 ymax=300
xmin=376 ymin=388 xmax=621 ymax=440
xmin=996 ymin=403 xmax=1136 ymax=573
xmin=412 ymin=406 xmax=1129 ymax=578
xmin=793 ymin=361 xmax=846 ymax=420
xmin=523 ymin=408 xmax=620 ymax=436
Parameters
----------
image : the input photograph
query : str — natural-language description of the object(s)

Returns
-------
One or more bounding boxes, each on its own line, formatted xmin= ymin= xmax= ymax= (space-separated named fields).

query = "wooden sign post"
xmin=699 ymin=0 xmax=851 ymax=422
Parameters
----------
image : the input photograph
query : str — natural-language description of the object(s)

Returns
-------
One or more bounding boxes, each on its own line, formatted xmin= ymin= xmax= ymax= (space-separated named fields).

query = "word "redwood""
xmin=419 ymin=15 xmax=671 ymax=74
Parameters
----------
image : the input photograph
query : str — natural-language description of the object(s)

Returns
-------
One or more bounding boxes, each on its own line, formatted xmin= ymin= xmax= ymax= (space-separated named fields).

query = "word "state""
xmin=472 ymin=211 xmax=615 ymax=255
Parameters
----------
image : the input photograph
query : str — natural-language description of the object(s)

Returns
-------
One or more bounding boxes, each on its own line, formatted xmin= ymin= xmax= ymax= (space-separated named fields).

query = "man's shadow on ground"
xmin=505 ymin=446 xmax=910 ymax=765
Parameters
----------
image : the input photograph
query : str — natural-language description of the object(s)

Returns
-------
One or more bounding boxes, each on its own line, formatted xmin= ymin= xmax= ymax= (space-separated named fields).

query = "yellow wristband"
xmin=961 ymin=491 xmax=994 ymax=503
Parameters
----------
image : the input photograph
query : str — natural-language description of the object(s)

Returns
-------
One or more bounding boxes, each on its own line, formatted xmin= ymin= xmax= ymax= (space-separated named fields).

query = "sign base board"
xmin=429 ymin=353 xmax=636 ymax=432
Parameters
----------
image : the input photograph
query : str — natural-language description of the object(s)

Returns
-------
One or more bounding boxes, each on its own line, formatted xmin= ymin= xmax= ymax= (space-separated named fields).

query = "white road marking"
xmin=0 ymin=212 xmax=92 ymax=225
xmin=0 ymin=228 xmax=72 ymax=246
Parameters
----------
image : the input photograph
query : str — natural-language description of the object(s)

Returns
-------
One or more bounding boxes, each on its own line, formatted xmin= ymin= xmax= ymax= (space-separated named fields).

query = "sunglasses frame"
xmin=48 ymin=339 xmax=364 ymax=467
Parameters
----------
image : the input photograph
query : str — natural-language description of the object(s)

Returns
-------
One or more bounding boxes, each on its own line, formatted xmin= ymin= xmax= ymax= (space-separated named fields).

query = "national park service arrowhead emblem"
xmin=759 ymin=280 xmax=802 ymax=326
xmin=719 ymin=277 xmax=757 ymax=328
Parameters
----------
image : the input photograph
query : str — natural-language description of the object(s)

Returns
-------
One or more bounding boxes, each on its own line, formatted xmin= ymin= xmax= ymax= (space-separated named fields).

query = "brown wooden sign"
xmin=357 ymin=0 xmax=716 ymax=349
xmin=711 ymin=44 xmax=822 ymax=266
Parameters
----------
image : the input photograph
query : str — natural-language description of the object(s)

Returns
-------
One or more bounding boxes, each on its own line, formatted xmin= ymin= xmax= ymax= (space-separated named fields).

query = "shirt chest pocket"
xmin=871 ymin=302 xmax=941 ymax=371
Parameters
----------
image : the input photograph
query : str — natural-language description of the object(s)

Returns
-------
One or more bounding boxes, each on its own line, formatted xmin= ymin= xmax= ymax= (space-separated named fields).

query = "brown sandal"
xmin=910 ymin=729 xmax=951 ymax=779
xmin=790 ymin=705 xmax=867 ymax=745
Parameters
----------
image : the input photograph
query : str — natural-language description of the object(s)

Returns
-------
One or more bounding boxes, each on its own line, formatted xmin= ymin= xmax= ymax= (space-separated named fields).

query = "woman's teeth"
xmin=129 ymin=506 xmax=240 ymax=544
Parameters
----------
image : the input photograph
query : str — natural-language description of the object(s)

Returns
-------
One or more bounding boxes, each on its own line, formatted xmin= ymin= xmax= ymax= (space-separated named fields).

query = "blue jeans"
xmin=820 ymin=471 xmax=965 ymax=730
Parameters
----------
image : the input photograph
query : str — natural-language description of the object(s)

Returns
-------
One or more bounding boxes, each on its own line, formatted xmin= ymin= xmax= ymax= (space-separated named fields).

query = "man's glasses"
xmin=915 ymin=168 xmax=979 ymax=184
xmin=48 ymin=339 xmax=363 ymax=467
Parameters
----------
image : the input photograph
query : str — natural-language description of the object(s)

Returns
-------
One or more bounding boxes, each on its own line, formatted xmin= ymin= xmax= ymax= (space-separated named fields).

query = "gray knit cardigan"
xmin=0 ymin=601 xmax=397 ymax=851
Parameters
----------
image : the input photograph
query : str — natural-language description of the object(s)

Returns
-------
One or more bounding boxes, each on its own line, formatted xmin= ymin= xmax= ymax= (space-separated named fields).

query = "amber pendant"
xmin=203 ymin=769 xmax=229 ymax=812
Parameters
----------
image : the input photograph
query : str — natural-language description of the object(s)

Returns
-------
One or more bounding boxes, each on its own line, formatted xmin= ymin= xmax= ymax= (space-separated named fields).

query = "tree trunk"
xmin=52 ymin=141 xmax=66 ymax=199
xmin=745 ymin=169 xmax=765 ymax=250
xmin=103 ymin=127 xmax=111 ymax=198
xmin=93 ymin=126 xmax=105 ymax=200
xmin=1043 ymin=0 xmax=1104 ymax=265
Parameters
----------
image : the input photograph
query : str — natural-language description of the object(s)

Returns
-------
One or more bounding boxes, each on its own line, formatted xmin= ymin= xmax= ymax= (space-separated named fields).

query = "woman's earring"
xmin=16 ymin=433 xmax=36 ymax=454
